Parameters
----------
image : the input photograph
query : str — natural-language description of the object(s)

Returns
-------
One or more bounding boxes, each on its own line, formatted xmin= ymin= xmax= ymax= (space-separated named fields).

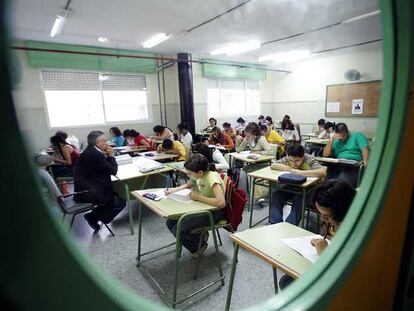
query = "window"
xmin=41 ymin=70 xmax=149 ymax=128
xmin=207 ymin=79 xmax=260 ymax=117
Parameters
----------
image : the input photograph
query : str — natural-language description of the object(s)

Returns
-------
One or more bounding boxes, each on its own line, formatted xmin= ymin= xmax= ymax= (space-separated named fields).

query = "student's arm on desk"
xmin=322 ymin=140 xmax=334 ymax=158
xmin=292 ymin=167 xmax=327 ymax=178
xmin=362 ymin=147 xmax=369 ymax=166
xmin=190 ymin=184 xmax=226 ymax=208
xmin=271 ymin=163 xmax=293 ymax=171
xmin=165 ymin=181 xmax=192 ymax=195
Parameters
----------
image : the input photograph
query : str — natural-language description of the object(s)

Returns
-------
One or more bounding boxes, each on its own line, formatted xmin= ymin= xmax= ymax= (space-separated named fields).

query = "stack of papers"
xmin=115 ymin=154 xmax=133 ymax=165
xmin=282 ymin=235 xmax=331 ymax=263
xmin=133 ymin=156 xmax=165 ymax=172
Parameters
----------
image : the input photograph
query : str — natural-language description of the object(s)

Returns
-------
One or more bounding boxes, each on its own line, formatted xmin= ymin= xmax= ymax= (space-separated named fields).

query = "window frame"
xmin=39 ymin=68 xmax=154 ymax=129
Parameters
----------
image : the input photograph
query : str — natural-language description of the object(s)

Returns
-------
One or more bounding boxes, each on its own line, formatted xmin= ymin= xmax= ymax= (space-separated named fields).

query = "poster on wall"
xmin=352 ymin=99 xmax=364 ymax=115
xmin=327 ymin=101 xmax=340 ymax=113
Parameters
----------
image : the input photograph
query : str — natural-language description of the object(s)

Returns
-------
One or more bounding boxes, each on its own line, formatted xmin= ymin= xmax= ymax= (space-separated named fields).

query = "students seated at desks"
xmin=235 ymin=122 xmax=274 ymax=155
xmin=177 ymin=122 xmax=193 ymax=148
xmin=315 ymin=119 xmax=326 ymax=135
xmin=209 ymin=126 xmax=235 ymax=149
xmin=109 ymin=127 xmax=125 ymax=147
xmin=265 ymin=116 xmax=275 ymax=130
xmin=123 ymin=129 xmax=152 ymax=150
xmin=281 ymin=118 xmax=300 ymax=142
xmin=49 ymin=134 xmax=79 ymax=177
xmin=269 ymin=144 xmax=326 ymax=225
xmin=234 ymin=117 xmax=248 ymax=136
xmin=322 ymin=123 xmax=369 ymax=187
xmin=74 ymin=131 xmax=125 ymax=231
xmin=165 ymin=154 xmax=226 ymax=256
xmin=222 ymin=122 xmax=237 ymax=140
xmin=152 ymin=125 xmax=174 ymax=141
xmin=196 ymin=141 xmax=230 ymax=172
xmin=157 ymin=139 xmax=187 ymax=161
xmin=279 ymin=179 xmax=356 ymax=289
xmin=202 ymin=117 xmax=217 ymax=133
xmin=55 ymin=130 xmax=80 ymax=150
xmin=321 ymin=121 xmax=335 ymax=140
xmin=260 ymin=125 xmax=286 ymax=154
xmin=258 ymin=115 xmax=267 ymax=127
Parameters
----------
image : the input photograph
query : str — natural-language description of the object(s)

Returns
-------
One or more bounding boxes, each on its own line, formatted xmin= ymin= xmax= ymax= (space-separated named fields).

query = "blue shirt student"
xmin=111 ymin=135 xmax=125 ymax=147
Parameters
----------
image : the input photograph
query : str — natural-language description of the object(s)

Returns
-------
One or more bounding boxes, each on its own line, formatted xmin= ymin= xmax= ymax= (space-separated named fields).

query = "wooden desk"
xmin=116 ymin=146 xmax=147 ymax=156
xmin=302 ymin=133 xmax=318 ymax=139
xmin=165 ymin=161 xmax=186 ymax=174
xmin=225 ymin=222 xmax=313 ymax=310
xmin=315 ymin=156 xmax=364 ymax=187
xmin=131 ymin=189 xmax=224 ymax=308
xmin=247 ymin=167 xmax=320 ymax=228
xmin=111 ymin=158 xmax=174 ymax=234
xmin=227 ymin=152 xmax=275 ymax=169
xmin=305 ymin=138 xmax=330 ymax=145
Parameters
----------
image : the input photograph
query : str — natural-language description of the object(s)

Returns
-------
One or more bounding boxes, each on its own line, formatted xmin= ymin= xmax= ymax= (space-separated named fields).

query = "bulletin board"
xmin=325 ymin=80 xmax=381 ymax=117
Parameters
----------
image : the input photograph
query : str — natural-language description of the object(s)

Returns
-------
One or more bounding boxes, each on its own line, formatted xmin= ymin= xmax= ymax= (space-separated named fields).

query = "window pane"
xmin=245 ymin=89 xmax=261 ymax=115
xmin=103 ymin=91 xmax=148 ymax=122
xmin=44 ymin=90 xmax=105 ymax=127
xmin=220 ymin=88 xmax=245 ymax=116
xmin=207 ymin=88 xmax=220 ymax=116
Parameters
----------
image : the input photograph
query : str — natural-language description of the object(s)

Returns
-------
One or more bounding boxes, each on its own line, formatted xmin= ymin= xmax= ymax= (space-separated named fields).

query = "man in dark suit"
xmin=74 ymin=131 xmax=125 ymax=231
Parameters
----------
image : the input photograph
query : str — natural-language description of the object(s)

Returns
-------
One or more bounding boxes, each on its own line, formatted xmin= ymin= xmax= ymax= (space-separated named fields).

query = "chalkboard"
xmin=325 ymin=80 xmax=381 ymax=117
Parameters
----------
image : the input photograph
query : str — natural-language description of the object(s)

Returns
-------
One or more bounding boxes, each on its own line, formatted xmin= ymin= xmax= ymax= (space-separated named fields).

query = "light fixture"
xmin=341 ymin=10 xmax=380 ymax=24
xmin=98 ymin=37 xmax=109 ymax=43
xmin=142 ymin=33 xmax=170 ymax=49
xmin=50 ymin=10 xmax=69 ymax=37
xmin=211 ymin=40 xmax=261 ymax=56
xmin=98 ymin=74 xmax=109 ymax=81
xmin=259 ymin=50 xmax=311 ymax=63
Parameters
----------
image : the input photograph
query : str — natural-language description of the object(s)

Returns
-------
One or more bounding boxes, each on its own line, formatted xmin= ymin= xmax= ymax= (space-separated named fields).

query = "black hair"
xmin=55 ymin=131 xmax=68 ymax=140
xmin=287 ymin=144 xmax=305 ymax=157
xmin=312 ymin=179 xmax=356 ymax=223
xmin=122 ymin=129 xmax=130 ymax=137
xmin=265 ymin=116 xmax=273 ymax=124
xmin=334 ymin=123 xmax=349 ymax=134
xmin=318 ymin=119 xmax=326 ymax=126
xmin=259 ymin=125 xmax=268 ymax=132
xmin=110 ymin=127 xmax=122 ymax=137
xmin=123 ymin=129 xmax=140 ymax=137
xmin=324 ymin=122 xmax=335 ymax=130
xmin=162 ymin=139 xmax=173 ymax=149
xmin=153 ymin=125 xmax=166 ymax=134
xmin=222 ymin=122 xmax=231 ymax=128
xmin=258 ymin=115 xmax=265 ymax=120
xmin=283 ymin=115 xmax=291 ymax=120
xmin=237 ymin=117 xmax=245 ymax=123
xmin=244 ymin=122 xmax=261 ymax=140
xmin=201 ymin=137 xmax=210 ymax=144
xmin=209 ymin=117 xmax=217 ymax=125
xmin=282 ymin=118 xmax=295 ymax=130
xmin=177 ymin=122 xmax=188 ymax=131
xmin=210 ymin=126 xmax=224 ymax=144
xmin=193 ymin=143 xmax=214 ymax=163
xmin=50 ymin=134 xmax=67 ymax=149
xmin=184 ymin=154 xmax=209 ymax=173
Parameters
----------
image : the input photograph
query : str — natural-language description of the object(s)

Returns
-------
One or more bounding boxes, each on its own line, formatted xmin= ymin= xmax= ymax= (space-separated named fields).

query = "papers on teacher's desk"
xmin=133 ymin=156 xmax=165 ymax=172
xmin=282 ymin=235 xmax=331 ymax=263
xmin=115 ymin=154 xmax=133 ymax=165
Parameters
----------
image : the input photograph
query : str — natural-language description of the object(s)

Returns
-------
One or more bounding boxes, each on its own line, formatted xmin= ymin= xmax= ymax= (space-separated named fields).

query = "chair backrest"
xmin=38 ymin=168 xmax=62 ymax=199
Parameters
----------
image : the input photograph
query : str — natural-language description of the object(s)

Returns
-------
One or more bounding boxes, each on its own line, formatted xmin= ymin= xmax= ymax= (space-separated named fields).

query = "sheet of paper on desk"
xmin=151 ymin=189 xmax=167 ymax=199
xmin=167 ymin=189 xmax=193 ymax=203
xmin=115 ymin=154 xmax=133 ymax=165
xmin=282 ymin=235 xmax=331 ymax=263
xmin=133 ymin=156 xmax=164 ymax=170
xmin=239 ymin=151 xmax=251 ymax=155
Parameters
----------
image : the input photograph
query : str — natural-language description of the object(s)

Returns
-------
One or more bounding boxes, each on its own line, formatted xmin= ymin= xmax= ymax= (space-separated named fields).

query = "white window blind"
xmin=41 ymin=70 xmax=149 ymax=128
xmin=207 ymin=79 xmax=260 ymax=117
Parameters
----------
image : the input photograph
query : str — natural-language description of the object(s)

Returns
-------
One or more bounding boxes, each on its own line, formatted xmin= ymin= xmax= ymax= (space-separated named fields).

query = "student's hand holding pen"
xmin=311 ymin=239 xmax=328 ymax=255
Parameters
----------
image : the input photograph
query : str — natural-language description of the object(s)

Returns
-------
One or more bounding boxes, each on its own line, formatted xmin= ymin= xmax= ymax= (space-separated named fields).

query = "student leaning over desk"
xmin=157 ymin=139 xmax=187 ymax=161
xmin=260 ymin=125 xmax=285 ymax=155
xmin=235 ymin=122 xmax=274 ymax=155
xmin=322 ymin=122 xmax=369 ymax=187
xmin=269 ymin=144 xmax=326 ymax=225
xmin=165 ymin=154 xmax=226 ymax=256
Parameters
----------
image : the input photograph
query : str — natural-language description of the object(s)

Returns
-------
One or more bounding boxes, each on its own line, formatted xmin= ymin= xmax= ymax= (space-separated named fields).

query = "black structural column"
xmin=177 ymin=53 xmax=195 ymax=135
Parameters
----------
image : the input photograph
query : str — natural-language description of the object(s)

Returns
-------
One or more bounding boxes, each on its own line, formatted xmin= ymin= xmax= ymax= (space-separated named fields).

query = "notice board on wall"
xmin=325 ymin=80 xmax=381 ymax=117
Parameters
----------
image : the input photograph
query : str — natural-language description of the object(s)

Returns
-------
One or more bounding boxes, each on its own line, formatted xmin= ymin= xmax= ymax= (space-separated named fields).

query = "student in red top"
xmin=49 ymin=134 xmax=79 ymax=177
xmin=123 ymin=129 xmax=153 ymax=151
xmin=209 ymin=126 xmax=235 ymax=149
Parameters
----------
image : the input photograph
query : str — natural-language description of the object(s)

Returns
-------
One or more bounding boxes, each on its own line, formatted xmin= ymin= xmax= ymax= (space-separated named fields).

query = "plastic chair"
xmin=38 ymin=168 xmax=114 ymax=236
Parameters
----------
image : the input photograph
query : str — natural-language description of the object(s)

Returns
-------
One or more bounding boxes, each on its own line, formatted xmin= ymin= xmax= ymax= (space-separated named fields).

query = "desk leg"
xmin=273 ymin=267 xmax=279 ymax=294
xmin=124 ymin=183 xmax=134 ymax=235
xmin=229 ymin=154 xmax=233 ymax=170
xmin=225 ymin=243 xmax=239 ymax=311
xmin=301 ymin=188 xmax=306 ymax=229
xmin=136 ymin=201 xmax=143 ymax=267
xmin=248 ymin=177 xmax=256 ymax=227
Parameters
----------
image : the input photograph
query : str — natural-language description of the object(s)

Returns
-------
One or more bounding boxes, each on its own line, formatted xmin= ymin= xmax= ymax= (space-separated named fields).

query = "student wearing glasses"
xmin=269 ymin=144 xmax=326 ymax=225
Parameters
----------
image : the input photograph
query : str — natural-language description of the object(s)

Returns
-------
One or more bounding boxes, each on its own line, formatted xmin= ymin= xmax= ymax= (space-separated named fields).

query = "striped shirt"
xmin=236 ymin=136 xmax=273 ymax=155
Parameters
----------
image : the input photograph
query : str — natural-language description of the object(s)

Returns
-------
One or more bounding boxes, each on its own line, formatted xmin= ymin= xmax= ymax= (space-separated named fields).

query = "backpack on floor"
xmin=221 ymin=173 xmax=248 ymax=231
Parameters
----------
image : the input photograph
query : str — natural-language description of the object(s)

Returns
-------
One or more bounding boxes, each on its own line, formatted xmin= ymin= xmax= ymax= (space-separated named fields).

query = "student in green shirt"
xmin=323 ymin=123 xmax=369 ymax=187
xmin=165 ymin=154 xmax=226 ymax=256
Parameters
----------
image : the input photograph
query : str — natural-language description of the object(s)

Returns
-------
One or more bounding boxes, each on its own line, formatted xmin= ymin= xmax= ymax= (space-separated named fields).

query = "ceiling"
xmin=9 ymin=0 xmax=381 ymax=63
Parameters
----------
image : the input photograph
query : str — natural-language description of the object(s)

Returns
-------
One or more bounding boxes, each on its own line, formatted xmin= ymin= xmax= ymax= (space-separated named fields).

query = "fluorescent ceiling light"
xmin=98 ymin=37 xmax=109 ymax=43
xmin=211 ymin=40 xmax=261 ymax=56
xmin=50 ymin=11 xmax=69 ymax=37
xmin=142 ymin=33 xmax=170 ymax=48
xmin=98 ymin=74 xmax=109 ymax=81
xmin=342 ymin=10 xmax=380 ymax=24
xmin=259 ymin=50 xmax=311 ymax=63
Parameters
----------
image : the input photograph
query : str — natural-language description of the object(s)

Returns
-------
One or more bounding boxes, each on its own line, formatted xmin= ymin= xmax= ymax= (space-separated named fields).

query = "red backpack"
xmin=221 ymin=174 xmax=248 ymax=231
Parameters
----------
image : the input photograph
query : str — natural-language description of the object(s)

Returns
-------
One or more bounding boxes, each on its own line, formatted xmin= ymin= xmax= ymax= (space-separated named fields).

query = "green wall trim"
xmin=201 ymin=58 xmax=267 ymax=80
xmin=24 ymin=40 xmax=157 ymax=74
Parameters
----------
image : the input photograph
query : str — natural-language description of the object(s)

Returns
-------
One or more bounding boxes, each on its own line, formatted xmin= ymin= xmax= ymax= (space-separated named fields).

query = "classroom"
xmin=2 ymin=0 xmax=414 ymax=310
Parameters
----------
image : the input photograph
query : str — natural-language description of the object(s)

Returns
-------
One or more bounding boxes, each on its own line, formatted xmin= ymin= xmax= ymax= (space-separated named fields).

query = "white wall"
xmin=269 ymin=46 xmax=382 ymax=133
xmin=12 ymin=51 xmax=180 ymax=151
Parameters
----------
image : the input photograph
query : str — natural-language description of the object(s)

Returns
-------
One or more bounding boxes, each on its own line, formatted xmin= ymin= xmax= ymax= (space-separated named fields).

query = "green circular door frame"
xmin=0 ymin=0 xmax=413 ymax=310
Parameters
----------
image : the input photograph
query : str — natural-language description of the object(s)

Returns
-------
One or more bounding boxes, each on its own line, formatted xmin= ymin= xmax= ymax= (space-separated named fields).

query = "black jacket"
xmin=74 ymin=146 xmax=118 ymax=204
